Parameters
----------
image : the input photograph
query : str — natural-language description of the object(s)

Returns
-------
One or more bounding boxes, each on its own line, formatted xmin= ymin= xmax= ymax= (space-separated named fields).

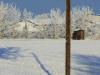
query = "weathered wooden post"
xmin=66 ymin=0 xmax=71 ymax=75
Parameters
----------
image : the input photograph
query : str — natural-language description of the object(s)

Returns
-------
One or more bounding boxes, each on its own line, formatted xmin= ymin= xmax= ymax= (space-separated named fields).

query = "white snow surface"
xmin=71 ymin=40 xmax=100 ymax=75
xmin=0 ymin=39 xmax=65 ymax=75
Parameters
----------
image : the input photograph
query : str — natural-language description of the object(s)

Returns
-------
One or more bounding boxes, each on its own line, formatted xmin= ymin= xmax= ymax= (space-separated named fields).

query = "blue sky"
xmin=71 ymin=0 xmax=100 ymax=15
xmin=1 ymin=0 xmax=100 ymax=15
xmin=1 ymin=0 xmax=66 ymax=15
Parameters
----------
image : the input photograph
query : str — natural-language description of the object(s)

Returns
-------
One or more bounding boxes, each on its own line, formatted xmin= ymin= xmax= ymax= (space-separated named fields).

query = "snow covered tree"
xmin=0 ymin=1 xmax=8 ymax=38
xmin=0 ymin=1 xmax=66 ymax=39
xmin=59 ymin=11 xmax=66 ymax=38
xmin=0 ymin=2 xmax=7 ymax=21
xmin=22 ymin=8 xmax=33 ymax=21
xmin=20 ymin=8 xmax=34 ymax=38
xmin=4 ymin=5 xmax=21 ymax=38
xmin=33 ymin=13 xmax=50 ymax=38
xmin=50 ymin=8 xmax=65 ymax=38
xmin=5 ymin=5 xmax=21 ymax=24
xmin=33 ymin=8 xmax=66 ymax=39
xmin=71 ymin=6 xmax=95 ymax=39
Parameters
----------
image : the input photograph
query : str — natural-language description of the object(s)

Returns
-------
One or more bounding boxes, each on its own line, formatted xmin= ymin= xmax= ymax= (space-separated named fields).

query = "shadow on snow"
xmin=32 ymin=53 xmax=52 ymax=75
xmin=0 ymin=47 xmax=21 ymax=60
xmin=72 ymin=54 xmax=100 ymax=75
xmin=0 ymin=47 xmax=52 ymax=75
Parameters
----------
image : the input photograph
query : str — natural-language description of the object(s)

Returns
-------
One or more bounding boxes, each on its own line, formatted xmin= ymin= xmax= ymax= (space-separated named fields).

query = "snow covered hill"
xmin=9 ymin=21 xmax=41 ymax=32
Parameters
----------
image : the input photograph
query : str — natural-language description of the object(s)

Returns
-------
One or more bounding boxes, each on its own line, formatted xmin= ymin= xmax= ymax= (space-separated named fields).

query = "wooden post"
xmin=66 ymin=0 xmax=71 ymax=75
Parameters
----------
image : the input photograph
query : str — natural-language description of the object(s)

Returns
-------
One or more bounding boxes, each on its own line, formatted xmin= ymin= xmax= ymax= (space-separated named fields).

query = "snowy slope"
xmin=0 ymin=39 xmax=65 ymax=75
xmin=11 ymin=21 xmax=40 ymax=32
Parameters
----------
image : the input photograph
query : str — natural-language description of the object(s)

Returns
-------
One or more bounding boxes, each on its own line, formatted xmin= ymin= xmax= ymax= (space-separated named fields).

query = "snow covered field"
xmin=0 ymin=39 xmax=65 ymax=75
xmin=0 ymin=39 xmax=99 ymax=75
xmin=71 ymin=40 xmax=100 ymax=75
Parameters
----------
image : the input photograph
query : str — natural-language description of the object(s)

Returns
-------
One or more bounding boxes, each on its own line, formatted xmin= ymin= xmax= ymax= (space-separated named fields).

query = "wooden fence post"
xmin=66 ymin=0 xmax=71 ymax=75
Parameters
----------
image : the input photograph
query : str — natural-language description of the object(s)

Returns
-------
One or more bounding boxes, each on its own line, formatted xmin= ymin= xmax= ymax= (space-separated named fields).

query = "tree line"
xmin=0 ymin=1 xmax=65 ymax=39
